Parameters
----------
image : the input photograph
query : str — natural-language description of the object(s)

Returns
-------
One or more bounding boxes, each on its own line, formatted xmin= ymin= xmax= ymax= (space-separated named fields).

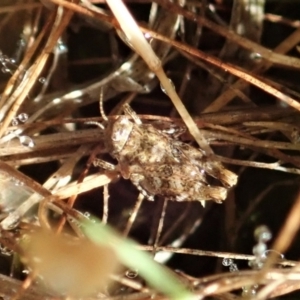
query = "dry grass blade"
xmin=155 ymin=0 xmax=300 ymax=69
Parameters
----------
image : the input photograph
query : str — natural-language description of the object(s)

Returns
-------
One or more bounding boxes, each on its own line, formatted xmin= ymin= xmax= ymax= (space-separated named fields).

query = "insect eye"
xmin=112 ymin=128 xmax=129 ymax=141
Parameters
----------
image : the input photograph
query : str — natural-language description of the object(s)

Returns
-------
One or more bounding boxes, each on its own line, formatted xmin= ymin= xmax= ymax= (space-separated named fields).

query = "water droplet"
xmin=0 ymin=244 xmax=12 ymax=256
xmin=262 ymin=249 xmax=284 ymax=260
xmin=125 ymin=269 xmax=138 ymax=279
xmin=254 ymin=225 xmax=272 ymax=243
xmin=248 ymin=259 xmax=263 ymax=269
xmin=19 ymin=135 xmax=35 ymax=148
xmin=83 ymin=212 xmax=90 ymax=218
xmin=222 ymin=258 xmax=233 ymax=266
xmin=253 ymin=242 xmax=267 ymax=257
xmin=57 ymin=40 xmax=68 ymax=53
xmin=11 ymin=118 xmax=18 ymax=126
xmin=144 ymin=32 xmax=152 ymax=41
xmin=1 ymin=67 xmax=10 ymax=73
xmin=242 ymin=286 xmax=257 ymax=297
xmin=1 ymin=55 xmax=9 ymax=62
xmin=17 ymin=39 xmax=26 ymax=47
xmin=17 ymin=113 xmax=28 ymax=123
xmin=160 ymin=79 xmax=175 ymax=95
xmin=250 ymin=52 xmax=262 ymax=61
xmin=229 ymin=263 xmax=238 ymax=272
xmin=39 ymin=77 xmax=46 ymax=84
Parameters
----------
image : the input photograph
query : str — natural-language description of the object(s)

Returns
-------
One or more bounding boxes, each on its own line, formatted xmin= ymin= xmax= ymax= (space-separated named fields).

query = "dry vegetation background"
xmin=1 ymin=0 xmax=300 ymax=299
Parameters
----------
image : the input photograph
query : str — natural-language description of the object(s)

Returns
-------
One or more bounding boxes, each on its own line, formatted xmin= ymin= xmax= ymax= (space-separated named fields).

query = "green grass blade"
xmin=82 ymin=219 xmax=195 ymax=300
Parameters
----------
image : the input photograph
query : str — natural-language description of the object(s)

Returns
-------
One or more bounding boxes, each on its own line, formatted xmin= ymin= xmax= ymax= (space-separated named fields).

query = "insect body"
xmin=98 ymin=104 xmax=237 ymax=204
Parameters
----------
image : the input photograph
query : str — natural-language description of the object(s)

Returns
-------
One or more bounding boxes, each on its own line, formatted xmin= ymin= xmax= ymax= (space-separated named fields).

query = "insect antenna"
xmin=85 ymin=88 xmax=107 ymax=130
xmin=99 ymin=87 xmax=108 ymax=123
xmin=85 ymin=120 xmax=105 ymax=130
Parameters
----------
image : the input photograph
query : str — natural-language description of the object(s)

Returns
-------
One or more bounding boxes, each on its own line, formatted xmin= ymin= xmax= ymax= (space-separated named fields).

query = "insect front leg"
xmin=93 ymin=158 xmax=117 ymax=171
xmin=151 ymin=121 xmax=186 ymax=139
xmin=162 ymin=126 xmax=186 ymax=138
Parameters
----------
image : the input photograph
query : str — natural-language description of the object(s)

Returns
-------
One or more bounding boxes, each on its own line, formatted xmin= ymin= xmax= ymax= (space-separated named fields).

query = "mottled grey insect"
xmin=94 ymin=104 xmax=237 ymax=204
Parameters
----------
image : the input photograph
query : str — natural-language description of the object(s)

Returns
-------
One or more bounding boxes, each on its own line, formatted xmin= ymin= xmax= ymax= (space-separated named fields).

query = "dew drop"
xmin=250 ymin=52 xmax=262 ymax=61
xmin=67 ymin=217 xmax=75 ymax=223
xmin=1 ymin=67 xmax=10 ymax=73
xmin=242 ymin=286 xmax=249 ymax=291
xmin=254 ymin=225 xmax=272 ymax=243
xmin=0 ymin=244 xmax=13 ymax=256
xmin=125 ymin=269 xmax=138 ymax=279
xmin=39 ymin=77 xmax=46 ymax=84
xmin=1 ymin=55 xmax=9 ymax=62
xmin=144 ymin=32 xmax=152 ymax=41
xmin=253 ymin=242 xmax=267 ymax=257
xmin=57 ymin=40 xmax=68 ymax=54
xmin=19 ymin=135 xmax=35 ymax=148
xmin=11 ymin=118 xmax=18 ymax=126
xmin=248 ymin=259 xmax=264 ymax=269
xmin=242 ymin=286 xmax=257 ymax=297
xmin=160 ymin=79 xmax=175 ymax=95
xmin=262 ymin=249 xmax=284 ymax=260
xmin=222 ymin=258 xmax=233 ymax=266
xmin=17 ymin=38 xmax=26 ymax=47
xmin=67 ymin=216 xmax=82 ymax=228
xmin=17 ymin=113 xmax=28 ymax=123
xmin=83 ymin=212 xmax=90 ymax=218
xmin=229 ymin=263 xmax=238 ymax=272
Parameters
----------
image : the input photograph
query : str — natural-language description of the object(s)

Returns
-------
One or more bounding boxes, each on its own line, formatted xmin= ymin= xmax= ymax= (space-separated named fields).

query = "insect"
xmin=92 ymin=104 xmax=237 ymax=204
